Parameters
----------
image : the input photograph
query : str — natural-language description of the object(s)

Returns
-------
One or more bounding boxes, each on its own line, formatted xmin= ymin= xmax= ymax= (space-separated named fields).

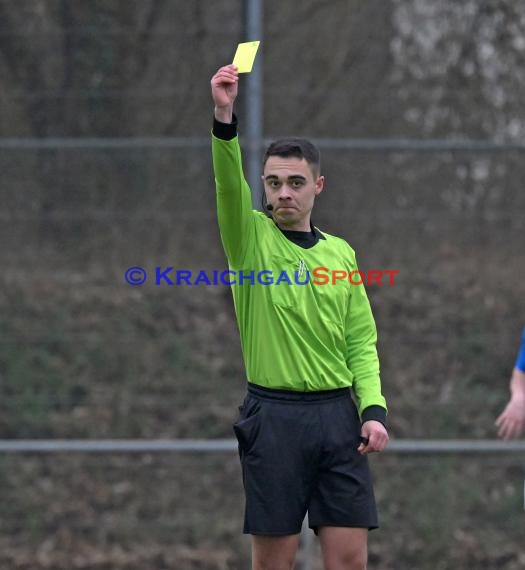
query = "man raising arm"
xmin=211 ymin=64 xmax=388 ymax=570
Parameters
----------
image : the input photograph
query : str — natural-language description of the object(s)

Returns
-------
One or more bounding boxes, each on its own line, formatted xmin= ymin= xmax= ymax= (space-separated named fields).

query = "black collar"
xmin=278 ymin=222 xmax=325 ymax=249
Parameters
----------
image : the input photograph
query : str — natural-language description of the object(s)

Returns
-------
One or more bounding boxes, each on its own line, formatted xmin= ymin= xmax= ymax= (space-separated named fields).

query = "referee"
xmin=211 ymin=64 xmax=388 ymax=570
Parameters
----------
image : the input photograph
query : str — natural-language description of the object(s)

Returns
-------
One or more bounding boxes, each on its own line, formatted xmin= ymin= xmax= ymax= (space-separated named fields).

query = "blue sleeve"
xmin=515 ymin=327 xmax=525 ymax=372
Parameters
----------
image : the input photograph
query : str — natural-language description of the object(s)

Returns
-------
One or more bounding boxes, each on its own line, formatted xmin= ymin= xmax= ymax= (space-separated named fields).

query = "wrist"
xmin=510 ymin=391 xmax=525 ymax=403
xmin=214 ymin=105 xmax=233 ymax=124
xmin=510 ymin=368 xmax=525 ymax=399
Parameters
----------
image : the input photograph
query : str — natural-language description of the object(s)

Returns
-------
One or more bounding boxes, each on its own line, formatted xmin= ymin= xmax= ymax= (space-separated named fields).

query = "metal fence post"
xmin=245 ymin=0 xmax=264 ymax=209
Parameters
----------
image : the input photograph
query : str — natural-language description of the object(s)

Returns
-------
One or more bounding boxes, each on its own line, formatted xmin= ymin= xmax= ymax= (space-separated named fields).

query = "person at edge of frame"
xmin=210 ymin=64 xmax=389 ymax=570
xmin=496 ymin=326 xmax=525 ymax=440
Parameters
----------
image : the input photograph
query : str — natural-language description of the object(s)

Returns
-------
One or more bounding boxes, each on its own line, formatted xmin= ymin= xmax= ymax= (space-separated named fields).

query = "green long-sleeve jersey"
xmin=212 ymin=133 xmax=386 ymax=417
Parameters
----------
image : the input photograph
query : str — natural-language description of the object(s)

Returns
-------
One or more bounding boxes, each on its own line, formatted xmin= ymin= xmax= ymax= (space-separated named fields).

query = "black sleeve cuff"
xmin=361 ymin=405 xmax=387 ymax=427
xmin=212 ymin=114 xmax=238 ymax=140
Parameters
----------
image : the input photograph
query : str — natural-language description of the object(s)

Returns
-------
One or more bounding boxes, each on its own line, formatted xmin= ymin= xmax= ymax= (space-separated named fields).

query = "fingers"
xmin=498 ymin=419 xmax=516 ymax=440
xmin=220 ymin=64 xmax=238 ymax=74
xmin=358 ymin=430 xmax=389 ymax=455
xmin=496 ymin=413 xmax=525 ymax=440
xmin=358 ymin=420 xmax=389 ymax=455
xmin=496 ymin=402 xmax=525 ymax=440
xmin=211 ymin=65 xmax=239 ymax=85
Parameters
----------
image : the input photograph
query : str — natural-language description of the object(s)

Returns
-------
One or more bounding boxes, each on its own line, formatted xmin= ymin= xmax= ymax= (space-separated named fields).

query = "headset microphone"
xmin=266 ymin=203 xmax=273 ymax=211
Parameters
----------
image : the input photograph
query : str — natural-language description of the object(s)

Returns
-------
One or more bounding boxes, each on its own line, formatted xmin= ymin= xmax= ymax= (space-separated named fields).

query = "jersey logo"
xmin=298 ymin=259 xmax=307 ymax=279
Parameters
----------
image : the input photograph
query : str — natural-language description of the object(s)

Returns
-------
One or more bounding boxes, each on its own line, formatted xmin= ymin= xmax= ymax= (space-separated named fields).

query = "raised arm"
xmin=211 ymin=65 xmax=256 ymax=267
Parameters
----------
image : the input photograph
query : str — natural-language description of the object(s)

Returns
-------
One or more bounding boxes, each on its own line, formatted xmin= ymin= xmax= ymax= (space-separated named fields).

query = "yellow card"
xmin=232 ymin=41 xmax=260 ymax=73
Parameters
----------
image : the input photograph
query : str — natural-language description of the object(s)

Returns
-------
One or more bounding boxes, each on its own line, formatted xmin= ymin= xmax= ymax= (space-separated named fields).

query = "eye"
xmin=291 ymin=179 xmax=304 ymax=188
xmin=268 ymin=180 xmax=281 ymax=189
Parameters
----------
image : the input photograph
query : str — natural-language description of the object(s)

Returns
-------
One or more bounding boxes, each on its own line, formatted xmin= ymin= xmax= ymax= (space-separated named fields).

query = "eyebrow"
xmin=264 ymin=175 xmax=307 ymax=182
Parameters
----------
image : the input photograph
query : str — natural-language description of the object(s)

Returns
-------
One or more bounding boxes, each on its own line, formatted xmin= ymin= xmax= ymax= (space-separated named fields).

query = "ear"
xmin=314 ymin=175 xmax=325 ymax=196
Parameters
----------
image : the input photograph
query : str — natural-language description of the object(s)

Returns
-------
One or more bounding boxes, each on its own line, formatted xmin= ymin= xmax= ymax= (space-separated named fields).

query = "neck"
xmin=277 ymin=220 xmax=311 ymax=232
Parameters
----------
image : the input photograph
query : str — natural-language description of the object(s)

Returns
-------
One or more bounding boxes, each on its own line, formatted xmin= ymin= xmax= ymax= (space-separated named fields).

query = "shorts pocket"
xmin=345 ymin=395 xmax=362 ymax=442
xmin=233 ymin=397 xmax=263 ymax=455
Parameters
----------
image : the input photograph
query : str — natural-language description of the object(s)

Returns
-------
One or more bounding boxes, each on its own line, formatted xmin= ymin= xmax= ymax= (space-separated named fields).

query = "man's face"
xmin=262 ymin=156 xmax=324 ymax=231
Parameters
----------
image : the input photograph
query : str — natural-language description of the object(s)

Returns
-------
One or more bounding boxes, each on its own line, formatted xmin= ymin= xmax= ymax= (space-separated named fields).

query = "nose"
xmin=277 ymin=185 xmax=293 ymax=201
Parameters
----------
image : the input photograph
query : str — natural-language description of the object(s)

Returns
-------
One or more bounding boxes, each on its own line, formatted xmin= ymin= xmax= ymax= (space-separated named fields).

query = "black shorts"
xmin=233 ymin=383 xmax=378 ymax=536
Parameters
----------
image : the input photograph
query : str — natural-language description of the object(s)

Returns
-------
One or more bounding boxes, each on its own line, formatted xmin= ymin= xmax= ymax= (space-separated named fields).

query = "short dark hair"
xmin=263 ymin=138 xmax=321 ymax=176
